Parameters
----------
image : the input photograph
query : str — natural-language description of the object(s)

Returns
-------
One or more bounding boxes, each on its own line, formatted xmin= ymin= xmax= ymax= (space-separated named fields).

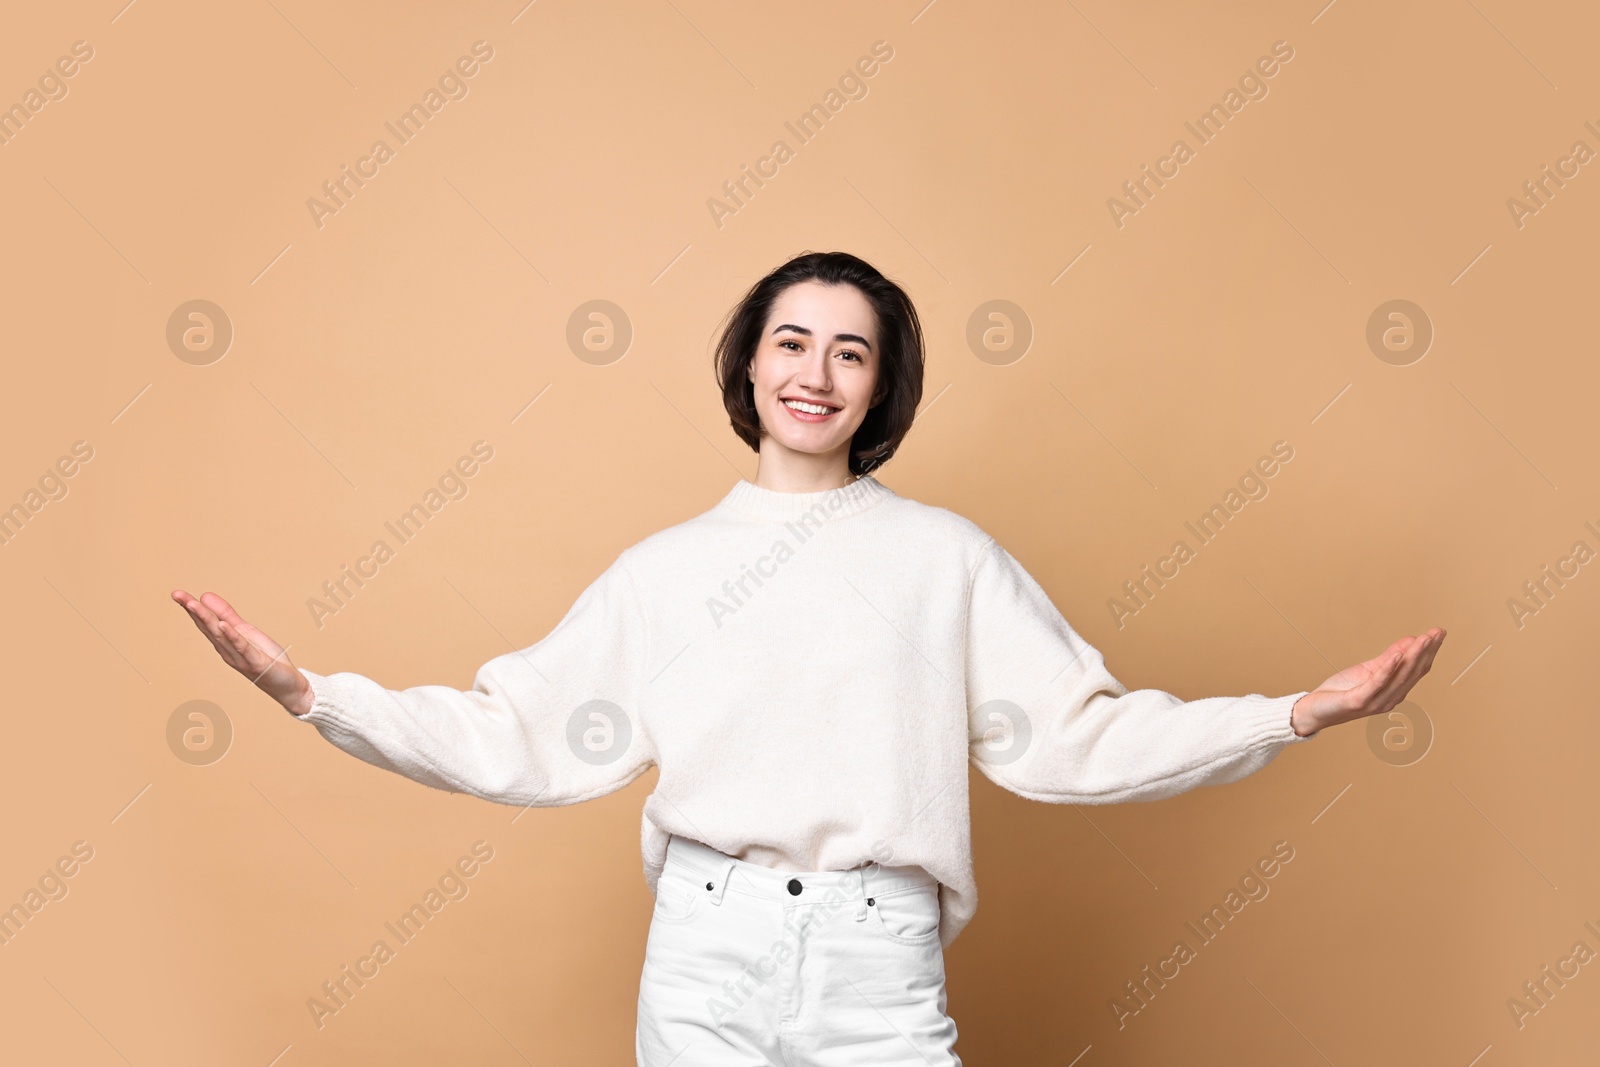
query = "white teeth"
xmin=784 ymin=399 xmax=837 ymax=415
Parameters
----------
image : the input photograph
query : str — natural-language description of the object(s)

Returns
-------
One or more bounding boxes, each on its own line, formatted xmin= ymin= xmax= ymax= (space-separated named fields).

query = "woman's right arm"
xmin=172 ymin=551 xmax=655 ymax=808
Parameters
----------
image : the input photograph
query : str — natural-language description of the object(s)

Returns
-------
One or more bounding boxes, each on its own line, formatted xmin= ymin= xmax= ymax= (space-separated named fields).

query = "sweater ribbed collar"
xmin=714 ymin=474 xmax=896 ymax=525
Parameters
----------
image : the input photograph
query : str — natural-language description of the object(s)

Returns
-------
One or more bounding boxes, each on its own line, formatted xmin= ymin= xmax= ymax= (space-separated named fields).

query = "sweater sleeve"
xmin=964 ymin=537 xmax=1318 ymax=805
xmin=293 ymin=550 xmax=654 ymax=808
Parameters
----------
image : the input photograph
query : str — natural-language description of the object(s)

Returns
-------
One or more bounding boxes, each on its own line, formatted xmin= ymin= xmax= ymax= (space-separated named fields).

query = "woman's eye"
xmin=776 ymin=339 xmax=862 ymax=361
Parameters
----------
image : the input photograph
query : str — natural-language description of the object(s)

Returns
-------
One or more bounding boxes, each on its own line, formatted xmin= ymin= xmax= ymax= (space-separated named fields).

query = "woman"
xmin=174 ymin=251 xmax=1444 ymax=1065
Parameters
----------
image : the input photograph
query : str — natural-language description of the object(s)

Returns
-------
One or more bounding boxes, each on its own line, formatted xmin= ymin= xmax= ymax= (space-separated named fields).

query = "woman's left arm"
xmin=963 ymin=536 xmax=1445 ymax=805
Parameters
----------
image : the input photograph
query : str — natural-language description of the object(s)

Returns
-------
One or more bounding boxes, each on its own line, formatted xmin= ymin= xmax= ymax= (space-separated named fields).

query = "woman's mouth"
xmin=781 ymin=398 xmax=842 ymax=423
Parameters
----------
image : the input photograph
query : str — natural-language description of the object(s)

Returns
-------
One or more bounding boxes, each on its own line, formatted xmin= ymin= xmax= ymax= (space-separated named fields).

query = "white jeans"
xmin=637 ymin=834 xmax=962 ymax=1066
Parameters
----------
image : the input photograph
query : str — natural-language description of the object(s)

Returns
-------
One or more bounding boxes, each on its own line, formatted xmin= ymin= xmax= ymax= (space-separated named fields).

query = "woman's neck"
xmin=751 ymin=448 xmax=858 ymax=494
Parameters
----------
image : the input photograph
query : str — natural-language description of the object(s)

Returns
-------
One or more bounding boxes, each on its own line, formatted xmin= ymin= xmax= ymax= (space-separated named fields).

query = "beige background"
xmin=2 ymin=0 xmax=1596 ymax=1062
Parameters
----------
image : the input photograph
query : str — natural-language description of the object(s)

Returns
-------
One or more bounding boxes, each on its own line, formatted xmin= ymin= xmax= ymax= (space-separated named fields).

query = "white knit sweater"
xmin=296 ymin=475 xmax=1318 ymax=946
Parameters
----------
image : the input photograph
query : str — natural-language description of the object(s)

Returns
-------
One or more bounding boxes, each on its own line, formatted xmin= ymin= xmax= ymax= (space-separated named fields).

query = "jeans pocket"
xmin=650 ymin=868 xmax=706 ymax=926
xmin=869 ymin=882 xmax=941 ymax=944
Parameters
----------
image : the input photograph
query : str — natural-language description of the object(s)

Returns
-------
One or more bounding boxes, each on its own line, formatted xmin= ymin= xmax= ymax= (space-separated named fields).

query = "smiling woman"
xmin=175 ymin=249 xmax=1445 ymax=1067
xmin=714 ymin=251 xmax=924 ymax=486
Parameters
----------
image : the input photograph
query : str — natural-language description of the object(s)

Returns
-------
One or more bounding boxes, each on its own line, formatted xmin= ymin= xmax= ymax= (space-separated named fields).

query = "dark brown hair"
xmin=714 ymin=251 xmax=925 ymax=477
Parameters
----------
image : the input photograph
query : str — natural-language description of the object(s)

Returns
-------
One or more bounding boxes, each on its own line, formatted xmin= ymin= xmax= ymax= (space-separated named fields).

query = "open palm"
xmin=1291 ymin=628 xmax=1445 ymax=736
xmin=171 ymin=589 xmax=310 ymax=716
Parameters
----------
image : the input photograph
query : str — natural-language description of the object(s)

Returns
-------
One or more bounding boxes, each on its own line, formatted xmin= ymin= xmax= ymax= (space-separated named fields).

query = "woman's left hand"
xmin=1290 ymin=628 xmax=1446 ymax=737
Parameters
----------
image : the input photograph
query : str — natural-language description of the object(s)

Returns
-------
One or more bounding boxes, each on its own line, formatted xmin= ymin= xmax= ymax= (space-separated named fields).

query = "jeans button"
xmin=787 ymin=878 xmax=803 ymax=896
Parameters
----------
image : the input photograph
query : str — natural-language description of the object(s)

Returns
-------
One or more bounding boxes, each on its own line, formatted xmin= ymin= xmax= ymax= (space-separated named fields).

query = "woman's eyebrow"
xmin=771 ymin=324 xmax=873 ymax=351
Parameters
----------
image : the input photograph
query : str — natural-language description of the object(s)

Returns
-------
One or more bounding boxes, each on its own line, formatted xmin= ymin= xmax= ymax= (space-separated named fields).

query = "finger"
xmin=1346 ymin=649 xmax=1401 ymax=704
xmin=201 ymin=591 xmax=246 ymax=628
xmin=218 ymin=619 xmax=262 ymax=665
xmin=187 ymin=598 xmax=231 ymax=645
xmin=216 ymin=617 xmax=244 ymax=652
xmin=178 ymin=593 xmax=217 ymax=629
xmin=185 ymin=600 xmax=246 ymax=666
xmin=219 ymin=623 xmax=268 ymax=676
xmin=1376 ymin=641 xmax=1409 ymax=679
xmin=227 ymin=621 xmax=280 ymax=674
xmin=181 ymin=596 xmax=224 ymax=640
xmin=1386 ymin=639 xmax=1410 ymax=665
xmin=1396 ymin=631 xmax=1446 ymax=696
xmin=1402 ymin=630 xmax=1444 ymax=679
xmin=230 ymin=616 xmax=270 ymax=646
xmin=1356 ymin=639 xmax=1408 ymax=674
xmin=178 ymin=598 xmax=206 ymax=630
xmin=1371 ymin=635 xmax=1432 ymax=708
xmin=1355 ymin=642 xmax=1409 ymax=699
xmin=1413 ymin=631 xmax=1445 ymax=678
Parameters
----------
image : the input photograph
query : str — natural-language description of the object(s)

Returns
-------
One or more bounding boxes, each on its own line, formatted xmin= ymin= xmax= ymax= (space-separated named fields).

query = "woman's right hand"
xmin=172 ymin=589 xmax=312 ymax=717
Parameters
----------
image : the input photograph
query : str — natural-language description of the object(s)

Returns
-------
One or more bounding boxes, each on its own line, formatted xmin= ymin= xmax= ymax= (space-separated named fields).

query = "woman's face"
xmin=746 ymin=280 xmax=884 ymax=469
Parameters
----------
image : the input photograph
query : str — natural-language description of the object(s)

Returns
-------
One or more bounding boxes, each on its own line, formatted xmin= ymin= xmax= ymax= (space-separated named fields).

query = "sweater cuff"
xmin=1235 ymin=689 xmax=1318 ymax=748
xmin=1274 ymin=689 xmax=1319 ymax=742
xmin=295 ymin=668 xmax=350 ymax=730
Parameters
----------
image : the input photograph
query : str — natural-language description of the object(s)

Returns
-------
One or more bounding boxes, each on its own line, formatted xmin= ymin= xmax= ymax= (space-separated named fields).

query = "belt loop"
xmin=854 ymin=866 xmax=868 ymax=921
xmin=709 ymin=859 xmax=736 ymax=905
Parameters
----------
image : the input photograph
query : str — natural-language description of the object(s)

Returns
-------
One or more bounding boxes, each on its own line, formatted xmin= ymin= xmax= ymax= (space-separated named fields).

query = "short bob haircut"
xmin=714 ymin=251 xmax=925 ymax=477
